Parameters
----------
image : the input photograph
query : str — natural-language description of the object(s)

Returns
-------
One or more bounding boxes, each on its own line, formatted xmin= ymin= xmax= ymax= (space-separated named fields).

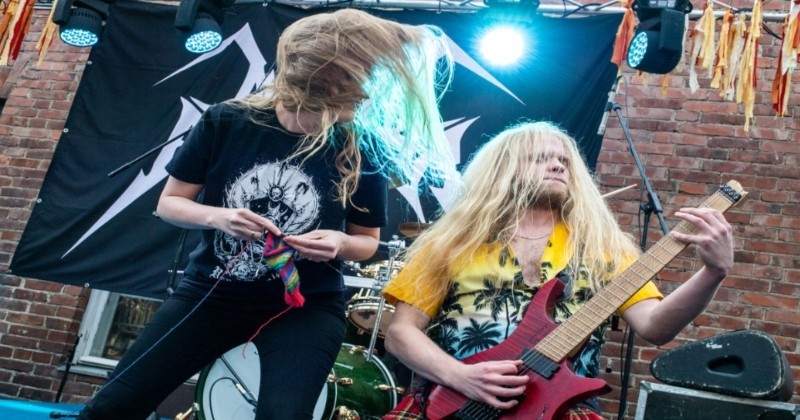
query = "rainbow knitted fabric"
xmin=261 ymin=232 xmax=305 ymax=307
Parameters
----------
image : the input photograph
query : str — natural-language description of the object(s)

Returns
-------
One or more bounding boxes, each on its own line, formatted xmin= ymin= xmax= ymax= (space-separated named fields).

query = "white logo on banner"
xmin=64 ymin=27 xmax=521 ymax=256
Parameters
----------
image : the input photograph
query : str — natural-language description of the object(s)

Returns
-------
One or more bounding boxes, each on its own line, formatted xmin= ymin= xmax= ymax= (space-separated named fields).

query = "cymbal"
xmin=398 ymin=222 xmax=431 ymax=238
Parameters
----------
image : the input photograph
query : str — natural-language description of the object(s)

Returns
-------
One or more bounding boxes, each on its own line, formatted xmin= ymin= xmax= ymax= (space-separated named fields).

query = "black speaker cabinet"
xmin=636 ymin=382 xmax=800 ymax=420
xmin=650 ymin=329 xmax=794 ymax=401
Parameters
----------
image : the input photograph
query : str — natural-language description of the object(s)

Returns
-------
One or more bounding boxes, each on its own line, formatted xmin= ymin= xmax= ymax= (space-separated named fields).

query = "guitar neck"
xmin=534 ymin=181 xmax=746 ymax=362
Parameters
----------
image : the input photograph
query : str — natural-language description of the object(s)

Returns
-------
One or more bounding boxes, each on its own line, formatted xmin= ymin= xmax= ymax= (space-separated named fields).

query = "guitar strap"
xmin=555 ymin=268 xmax=573 ymax=290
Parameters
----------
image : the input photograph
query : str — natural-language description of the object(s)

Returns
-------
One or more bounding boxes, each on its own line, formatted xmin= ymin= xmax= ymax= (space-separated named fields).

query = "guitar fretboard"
xmin=535 ymin=181 xmax=745 ymax=361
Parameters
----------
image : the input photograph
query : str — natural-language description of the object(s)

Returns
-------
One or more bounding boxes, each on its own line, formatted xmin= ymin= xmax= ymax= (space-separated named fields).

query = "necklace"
xmin=514 ymin=230 xmax=552 ymax=240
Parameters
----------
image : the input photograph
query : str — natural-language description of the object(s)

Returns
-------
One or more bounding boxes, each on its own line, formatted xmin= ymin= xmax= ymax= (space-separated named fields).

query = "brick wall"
xmin=0 ymin=12 xmax=95 ymax=403
xmin=1 ymin=4 xmax=798 ymax=418
xmin=591 ymin=0 xmax=800 ymax=414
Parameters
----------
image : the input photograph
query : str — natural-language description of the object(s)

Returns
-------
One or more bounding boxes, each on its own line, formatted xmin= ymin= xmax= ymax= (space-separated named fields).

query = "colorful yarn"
xmin=261 ymin=232 xmax=305 ymax=307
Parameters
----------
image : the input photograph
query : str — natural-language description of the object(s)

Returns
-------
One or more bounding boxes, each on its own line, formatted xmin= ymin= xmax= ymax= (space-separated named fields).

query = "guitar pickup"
xmin=520 ymin=348 xmax=560 ymax=379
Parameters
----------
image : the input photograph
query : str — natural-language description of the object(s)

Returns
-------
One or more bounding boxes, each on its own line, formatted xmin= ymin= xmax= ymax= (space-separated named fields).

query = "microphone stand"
xmin=610 ymin=101 xmax=670 ymax=419
xmin=107 ymin=129 xmax=189 ymax=178
xmin=110 ymin=129 xmax=192 ymax=297
xmin=54 ymin=334 xmax=81 ymax=403
xmin=166 ymin=228 xmax=188 ymax=295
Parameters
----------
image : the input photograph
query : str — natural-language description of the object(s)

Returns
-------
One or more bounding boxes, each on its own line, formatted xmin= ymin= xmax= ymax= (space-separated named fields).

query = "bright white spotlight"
xmin=479 ymin=26 xmax=525 ymax=66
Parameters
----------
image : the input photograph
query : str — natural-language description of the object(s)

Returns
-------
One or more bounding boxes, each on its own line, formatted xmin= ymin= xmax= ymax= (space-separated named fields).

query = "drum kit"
xmin=194 ymin=342 xmax=399 ymax=420
xmin=184 ymin=184 xmax=637 ymax=419
xmin=189 ymin=224 xmax=429 ymax=420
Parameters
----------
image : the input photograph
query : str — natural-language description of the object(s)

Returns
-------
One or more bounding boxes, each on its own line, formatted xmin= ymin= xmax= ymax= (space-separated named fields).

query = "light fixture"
xmin=626 ymin=0 xmax=693 ymax=74
xmin=484 ymin=0 xmax=540 ymax=7
xmin=478 ymin=0 xmax=539 ymax=67
xmin=480 ymin=26 xmax=526 ymax=66
xmin=175 ymin=0 xmax=235 ymax=54
xmin=52 ymin=0 xmax=112 ymax=47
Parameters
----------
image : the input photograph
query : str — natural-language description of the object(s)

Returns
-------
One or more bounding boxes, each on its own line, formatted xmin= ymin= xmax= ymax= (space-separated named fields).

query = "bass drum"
xmin=195 ymin=343 xmax=399 ymax=419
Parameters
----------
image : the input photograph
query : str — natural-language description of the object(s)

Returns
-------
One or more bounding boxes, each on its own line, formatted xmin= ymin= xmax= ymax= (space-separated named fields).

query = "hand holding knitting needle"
xmin=283 ymin=230 xmax=345 ymax=262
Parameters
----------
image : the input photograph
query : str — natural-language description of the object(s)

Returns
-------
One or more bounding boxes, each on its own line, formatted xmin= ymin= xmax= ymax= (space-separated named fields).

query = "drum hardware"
xmin=348 ymin=345 xmax=367 ymax=353
xmin=376 ymin=384 xmax=406 ymax=395
xmin=335 ymin=406 xmax=359 ymax=420
xmin=346 ymin=287 xmax=397 ymax=338
xmin=343 ymin=274 xmax=385 ymax=290
xmin=343 ymin=260 xmax=366 ymax=276
xmin=329 ymin=374 xmax=355 ymax=386
xmin=365 ymin=238 xmax=405 ymax=363
xmin=365 ymin=297 xmax=388 ymax=362
xmin=328 ymin=377 xmax=404 ymax=396
xmin=343 ymin=259 xmax=394 ymax=290
xmin=218 ymin=354 xmax=257 ymax=407
xmin=174 ymin=403 xmax=199 ymax=420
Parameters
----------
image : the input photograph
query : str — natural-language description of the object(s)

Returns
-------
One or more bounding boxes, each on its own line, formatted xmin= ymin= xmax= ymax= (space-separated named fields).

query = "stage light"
xmin=184 ymin=12 xmax=223 ymax=53
xmin=175 ymin=0 xmax=234 ymax=54
xmin=52 ymin=0 xmax=112 ymax=47
xmin=478 ymin=0 xmax=538 ymax=66
xmin=480 ymin=26 xmax=525 ymax=66
xmin=627 ymin=0 xmax=693 ymax=74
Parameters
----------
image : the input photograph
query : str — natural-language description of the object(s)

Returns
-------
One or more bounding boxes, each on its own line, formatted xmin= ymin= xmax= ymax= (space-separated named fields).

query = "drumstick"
xmin=602 ymin=184 xmax=637 ymax=199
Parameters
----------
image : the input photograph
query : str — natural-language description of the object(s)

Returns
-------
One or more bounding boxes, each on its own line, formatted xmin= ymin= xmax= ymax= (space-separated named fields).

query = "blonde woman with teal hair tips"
xmin=78 ymin=8 xmax=454 ymax=419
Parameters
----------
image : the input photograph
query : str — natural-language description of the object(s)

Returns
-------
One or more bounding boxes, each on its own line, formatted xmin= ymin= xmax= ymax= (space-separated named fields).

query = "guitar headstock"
xmin=719 ymin=180 xmax=748 ymax=208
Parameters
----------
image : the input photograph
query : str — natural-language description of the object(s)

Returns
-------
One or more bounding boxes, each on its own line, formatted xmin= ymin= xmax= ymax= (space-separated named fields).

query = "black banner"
xmin=11 ymin=2 xmax=621 ymax=298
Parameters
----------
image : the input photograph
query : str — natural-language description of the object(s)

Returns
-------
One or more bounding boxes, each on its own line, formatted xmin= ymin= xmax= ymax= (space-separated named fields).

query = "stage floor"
xmin=0 ymin=399 xmax=84 ymax=420
xmin=0 ymin=399 xmax=171 ymax=420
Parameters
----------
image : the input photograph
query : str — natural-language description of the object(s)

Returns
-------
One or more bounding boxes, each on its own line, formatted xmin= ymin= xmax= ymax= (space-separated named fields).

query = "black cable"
xmin=561 ymin=3 xmax=602 ymax=18
xmin=208 ymin=377 xmax=237 ymax=420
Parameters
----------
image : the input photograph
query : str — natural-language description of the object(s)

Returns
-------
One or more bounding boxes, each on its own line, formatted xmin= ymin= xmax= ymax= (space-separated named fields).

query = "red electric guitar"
xmin=425 ymin=181 xmax=747 ymax=420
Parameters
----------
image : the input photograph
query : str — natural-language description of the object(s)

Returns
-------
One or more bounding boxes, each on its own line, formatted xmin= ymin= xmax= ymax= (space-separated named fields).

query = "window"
xmin=72 ymin=290 xmax=162 ymax=374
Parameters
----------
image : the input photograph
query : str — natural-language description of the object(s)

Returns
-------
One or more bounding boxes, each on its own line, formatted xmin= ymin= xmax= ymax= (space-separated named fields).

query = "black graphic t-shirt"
xmin=166 ymin=102 xmax=387 ymax=301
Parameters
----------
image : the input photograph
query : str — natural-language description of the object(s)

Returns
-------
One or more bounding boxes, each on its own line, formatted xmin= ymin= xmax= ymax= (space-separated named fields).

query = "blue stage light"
xmin=59 ymin=8 xmax=102 ymax=47
xmin=184 ymin=12 xmax=223 ymax=53
xmin=175 ymin=0 xmax=234 ymax=54
xmin=480 ymin=26 xmax=525 ymax=66
xmin=52 ymin=0 xmax=111 ymax=48
xmin=626 ymin=0 xmax=692 ymax=73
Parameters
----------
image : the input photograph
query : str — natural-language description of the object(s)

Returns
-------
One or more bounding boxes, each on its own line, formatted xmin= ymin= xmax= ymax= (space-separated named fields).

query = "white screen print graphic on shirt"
xmin=211 ymin=161 xmax=320 ymax=281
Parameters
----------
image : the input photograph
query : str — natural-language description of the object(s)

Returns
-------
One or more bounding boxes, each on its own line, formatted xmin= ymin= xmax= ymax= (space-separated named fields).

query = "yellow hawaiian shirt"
xmin=384 ymin=221 xmax=662 ymax=377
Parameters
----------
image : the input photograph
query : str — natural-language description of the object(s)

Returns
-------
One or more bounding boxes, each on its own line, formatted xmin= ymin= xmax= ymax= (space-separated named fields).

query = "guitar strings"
xmin=449 ymin=192 xmax=736 ymax=417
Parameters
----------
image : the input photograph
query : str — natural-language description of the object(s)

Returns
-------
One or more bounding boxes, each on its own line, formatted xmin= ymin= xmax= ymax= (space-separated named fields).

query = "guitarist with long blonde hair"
xmin=382 ymin=121 xmax=734 ymax=419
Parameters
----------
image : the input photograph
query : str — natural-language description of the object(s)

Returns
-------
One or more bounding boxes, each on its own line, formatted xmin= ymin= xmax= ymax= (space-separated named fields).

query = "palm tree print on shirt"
xmin=431 ymin=242 xmax=610 ymax=380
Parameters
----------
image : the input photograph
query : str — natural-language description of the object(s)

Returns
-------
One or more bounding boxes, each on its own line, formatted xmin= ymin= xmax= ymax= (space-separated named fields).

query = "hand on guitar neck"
xmin=384 ymin=182 xmax=745 ymax=420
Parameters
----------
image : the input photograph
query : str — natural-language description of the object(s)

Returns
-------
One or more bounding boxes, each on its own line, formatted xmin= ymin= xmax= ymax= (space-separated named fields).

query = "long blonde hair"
xmin=236 ymin=8 xmax=454 ymax=205
xmin=406 ymin=121 xmax=640 ymax=306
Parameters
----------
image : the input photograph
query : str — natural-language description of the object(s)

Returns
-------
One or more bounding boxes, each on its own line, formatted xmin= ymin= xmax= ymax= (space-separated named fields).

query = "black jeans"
xmin=79 ymin=284 xmax=346 ymax=420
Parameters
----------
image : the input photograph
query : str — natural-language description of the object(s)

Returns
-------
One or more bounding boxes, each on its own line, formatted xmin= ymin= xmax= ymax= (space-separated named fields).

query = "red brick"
xmin=745 ymin=238 xmax=794 ymax=254
xmin=741 ymin=292 xmax=798 ymax=309
xmin=765 ymin=309 xmax=800 ymax=324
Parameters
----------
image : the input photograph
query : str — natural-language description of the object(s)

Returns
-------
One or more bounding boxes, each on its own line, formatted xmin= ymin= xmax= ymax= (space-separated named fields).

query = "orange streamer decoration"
xmin=771 ymin=0 xmax=799 ymax=116
xmin=611 ymin=0 xmax=637 ymax=70
xmin=0 ymin=0 xmax=34 ymax=65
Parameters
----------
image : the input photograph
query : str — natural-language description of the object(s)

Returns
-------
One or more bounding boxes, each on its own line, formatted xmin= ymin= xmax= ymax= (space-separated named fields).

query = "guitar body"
xmin=425 ymin=279 xmax=612 ymax=420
